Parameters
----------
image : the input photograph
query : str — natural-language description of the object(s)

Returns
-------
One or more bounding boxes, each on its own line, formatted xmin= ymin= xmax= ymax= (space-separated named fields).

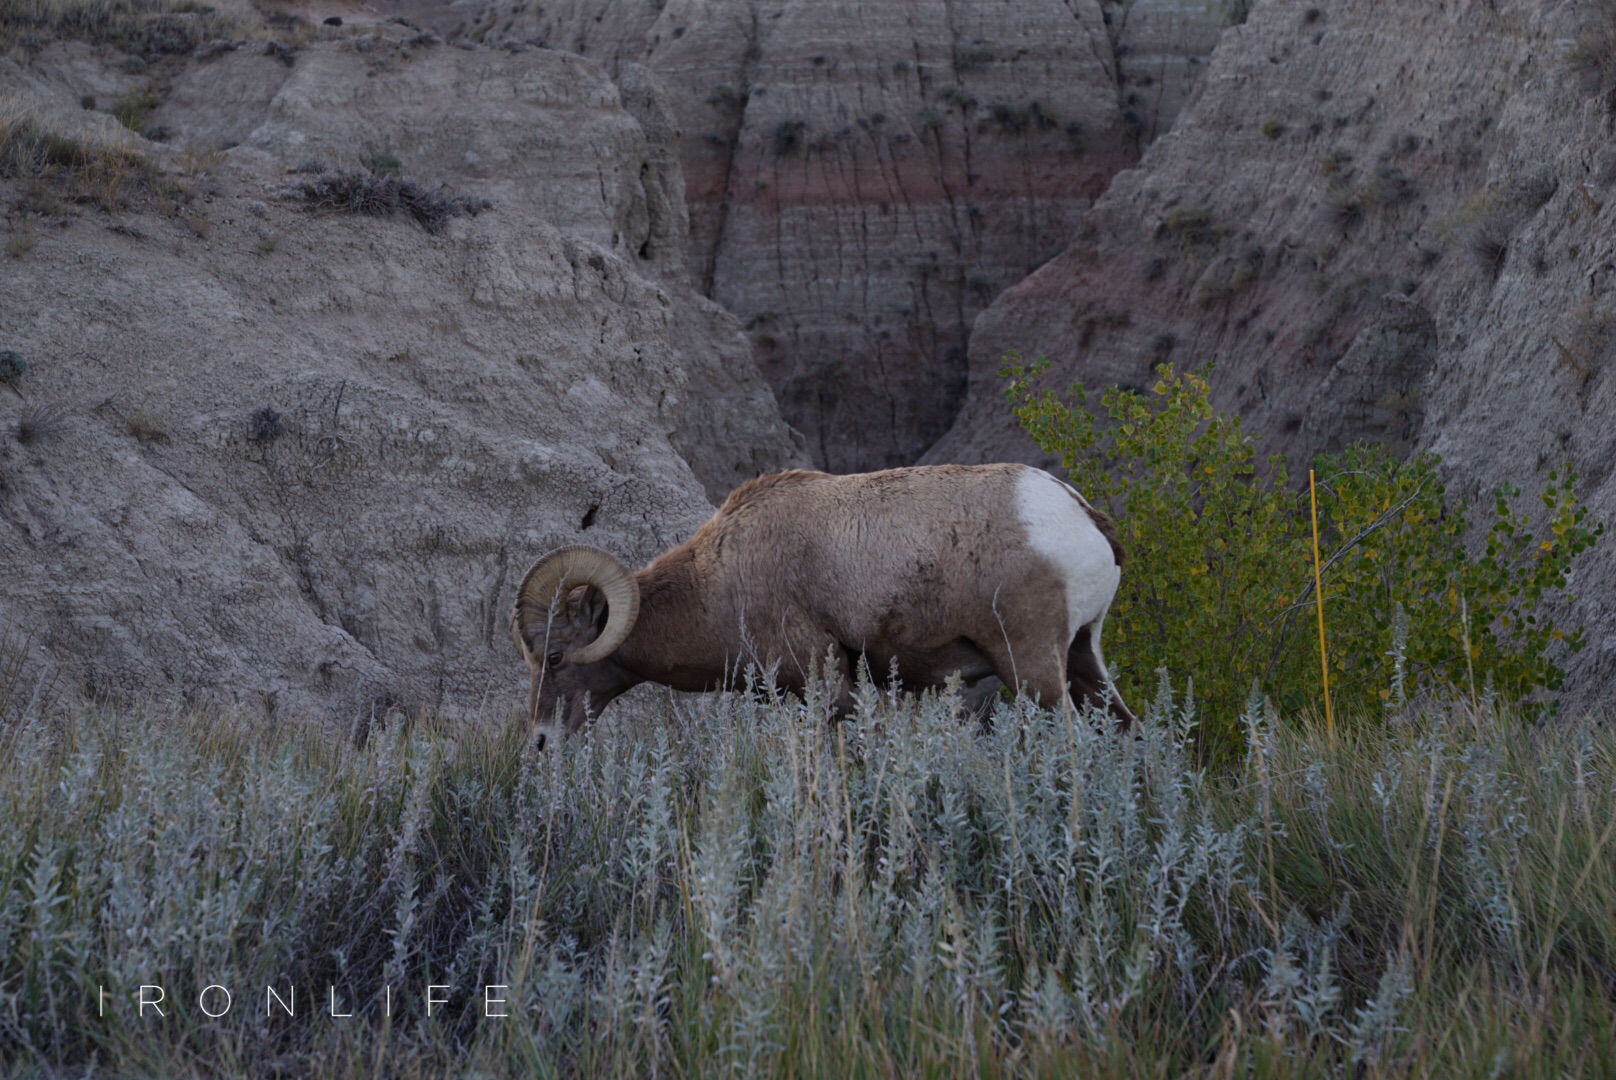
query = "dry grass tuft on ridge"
xmin=0 ymin=95 xmax=168 ymax=212
xmin=1 ymin=0 xmax=264 ymax=51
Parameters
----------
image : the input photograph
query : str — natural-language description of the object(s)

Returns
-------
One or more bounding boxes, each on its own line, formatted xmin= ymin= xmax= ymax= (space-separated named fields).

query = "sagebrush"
xmin=298 ymin=167 xmax=490 ymax=234
xmin=1 ymin=672 xmax=1613 ymax=1076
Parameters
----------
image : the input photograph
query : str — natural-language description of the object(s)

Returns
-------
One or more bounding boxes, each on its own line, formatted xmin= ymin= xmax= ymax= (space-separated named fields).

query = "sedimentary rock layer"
xmin=382 ymin=0 xmax=1230 ymax=470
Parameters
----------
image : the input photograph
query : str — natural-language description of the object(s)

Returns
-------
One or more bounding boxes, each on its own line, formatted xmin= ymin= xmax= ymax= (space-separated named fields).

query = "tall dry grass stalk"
xmin=0 ymin=659 xmax=1612 ymax=1076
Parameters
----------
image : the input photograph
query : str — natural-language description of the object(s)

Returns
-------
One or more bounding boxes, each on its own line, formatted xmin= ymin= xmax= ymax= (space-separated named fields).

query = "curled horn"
xmin=511 ymin=545 xmax=641 ymax=665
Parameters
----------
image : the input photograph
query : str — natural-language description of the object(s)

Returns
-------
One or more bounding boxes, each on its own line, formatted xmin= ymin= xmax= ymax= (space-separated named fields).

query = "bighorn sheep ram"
xmin=511 ymin=464 xmax=1134 ymax=740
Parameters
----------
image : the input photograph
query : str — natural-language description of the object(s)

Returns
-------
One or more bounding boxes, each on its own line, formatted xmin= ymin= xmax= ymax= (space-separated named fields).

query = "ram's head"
xmin=510 ymin=545 xmax=641 ymax=746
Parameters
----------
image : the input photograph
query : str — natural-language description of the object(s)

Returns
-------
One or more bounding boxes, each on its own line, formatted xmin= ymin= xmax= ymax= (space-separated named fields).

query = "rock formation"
xmin=1105 ymin=0 xmax=1230 ymax=144
xmin=0 ymin=29 xmax=805 ymax=723
xmin=379 ymin=0 xmax=1232 ymax=471
xmin=927 ymin=0 xmax=1616 ymax=705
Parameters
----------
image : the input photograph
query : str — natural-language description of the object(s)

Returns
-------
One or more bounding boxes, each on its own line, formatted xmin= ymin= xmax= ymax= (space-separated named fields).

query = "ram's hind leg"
xmin=1066 ymin=624 xmax=1110 ymax=713
xmin=976 ymin=637 xmax=1070 ymax=715
xmin=1068 ymin=616 xmax=1135 ymax=730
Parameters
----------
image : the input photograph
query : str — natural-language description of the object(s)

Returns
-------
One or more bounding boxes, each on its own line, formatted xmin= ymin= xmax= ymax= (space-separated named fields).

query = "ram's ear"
xmin=567 ymin=585 xmax=609 ymax=633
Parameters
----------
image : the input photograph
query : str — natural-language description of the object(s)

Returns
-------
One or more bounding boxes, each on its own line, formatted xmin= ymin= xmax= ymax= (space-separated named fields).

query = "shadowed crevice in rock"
xmin=379 ymin=0 xmax=1228 ymax=472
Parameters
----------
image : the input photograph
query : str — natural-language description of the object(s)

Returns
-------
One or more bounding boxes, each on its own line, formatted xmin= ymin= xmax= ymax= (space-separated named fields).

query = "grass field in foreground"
xmin=1 ymin=677 xmax=1613 ymax=1077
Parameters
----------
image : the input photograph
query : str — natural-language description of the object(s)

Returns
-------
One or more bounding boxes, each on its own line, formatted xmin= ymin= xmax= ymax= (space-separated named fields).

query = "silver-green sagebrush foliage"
xmin=1001 ymin=357 xmax=1601 ymax=751
xmin=2 ymin=671 xmax=1614 ymax=1077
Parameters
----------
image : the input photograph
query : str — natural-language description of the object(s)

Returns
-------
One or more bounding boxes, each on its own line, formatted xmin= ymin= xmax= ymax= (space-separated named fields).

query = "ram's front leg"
xmin=958 ymin=675 xmax=1005 ymax=730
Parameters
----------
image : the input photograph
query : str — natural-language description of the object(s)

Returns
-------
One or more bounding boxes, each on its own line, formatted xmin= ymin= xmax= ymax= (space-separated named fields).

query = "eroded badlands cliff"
xmin=380 ymin=0 xmax=1232 ymax=470
xmin=6 ymin=0 xmax=1613 ymax=717
xmin=928 ymin=0 xmax=1616 ymax=705
xmin=0 ymin=29 xmax=805 ymax=722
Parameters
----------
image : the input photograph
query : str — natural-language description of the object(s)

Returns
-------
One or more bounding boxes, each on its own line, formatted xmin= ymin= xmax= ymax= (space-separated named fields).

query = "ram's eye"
xmin=547 ymin=651 xmax=565 ymax=668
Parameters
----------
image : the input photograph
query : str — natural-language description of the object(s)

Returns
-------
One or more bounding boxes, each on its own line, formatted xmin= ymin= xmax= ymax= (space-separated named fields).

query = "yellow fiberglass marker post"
xmin=1309 ymin=469 xmax=1334 ymax=744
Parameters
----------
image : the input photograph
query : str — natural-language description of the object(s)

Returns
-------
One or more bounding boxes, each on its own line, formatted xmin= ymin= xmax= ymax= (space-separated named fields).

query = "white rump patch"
xmin=1014 ymin=467 xmax=1122 ymax=642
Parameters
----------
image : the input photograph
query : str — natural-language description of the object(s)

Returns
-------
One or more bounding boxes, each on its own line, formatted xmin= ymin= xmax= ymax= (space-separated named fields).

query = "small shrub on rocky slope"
xmin=0 ymin=104 xmax=162 ymax=211
xmin=109 ymin=85 xmax=157 ymax=133
xmin=15 ymin=401 xmax=69 ymax=444
xmin=1003 ymin=357 xmax=1601 ymax=751
xmin=1469 ymin=217 xmax=1511 ymax=278
xmin=0 ymin=350 xmax=26 ymax=386
xmin=247 ymin=405 xmax=285 ymax=442
xmin=1456 ymin=175 xmax=1556 ymax=281
xmin=2 ymin=116 xmax=81 ymax=176
xmin=363 ymin=144 xmax=403 ymax=177
xmin=297 ymin=167 xmax=490 ymax=234
xmin=770 ymin=119 xmax=805 ymax=157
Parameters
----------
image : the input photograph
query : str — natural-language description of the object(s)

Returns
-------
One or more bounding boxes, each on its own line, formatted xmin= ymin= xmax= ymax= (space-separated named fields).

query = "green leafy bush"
xmin=1002 ymin=356 xmax=1600 ymax=750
